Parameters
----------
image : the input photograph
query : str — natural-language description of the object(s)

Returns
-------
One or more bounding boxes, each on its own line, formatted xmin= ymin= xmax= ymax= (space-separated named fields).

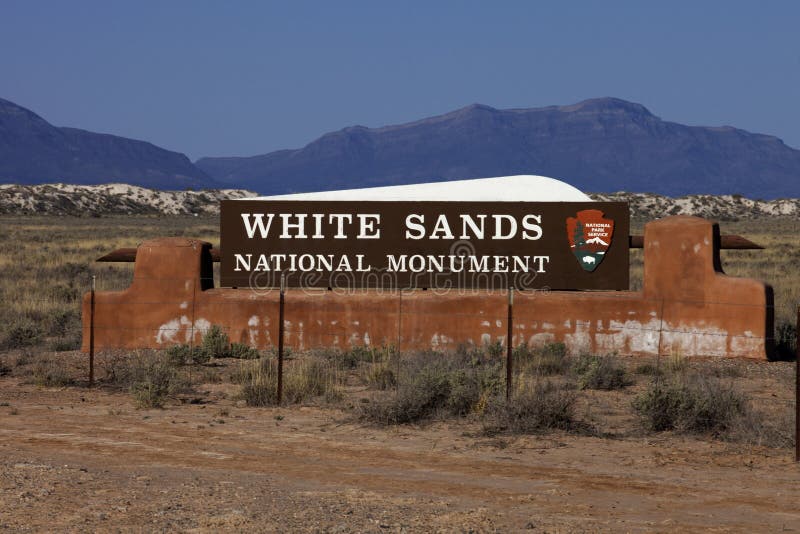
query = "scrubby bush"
xmin=163 ymin=326 xmax=240 ymax=365
xmin=632 ymin=376 xmax=747 ymax=436
xmin=230 ymin=342 xmax=260 ymax=359
xmin=324 ymin=345 xmax=396 ymax=370
xmin=572 ymin=354 xmax=630 ymax=390
xmin=237 ymin=357 xmax=342 ymax=406
xmin=633 ymin=362 xmax=662 ymax=376
xmin=484 ymin=339 xmax=504 ymax=359
xmin=49 ymin=335 xmax=81 ymax=352
xmin=482 ymin=380 xmax=578 ymax=435
xmin=366 ymin=366 xmax=397 ymax=390
xmin=1 ymin=318 xmax=42 ymax=350
xmin=32 ymin=358 xmax=74 ymax=387
xmin=516 ymin=342 xmax=571 ymax=376
xmin=358 ymin=355 xmax=502 ymax=425
xmin=199 ymin=325 xmax=231 ymax=360
xmin=45 ymin=309 xmax=81 ymax=337
xmin=98 ymin=350 xmax=186 ymax=407
xmin=165 ymin=344 xmax=195 ymax=366
xmin=128 ymin=354 xmax=180 ymax=409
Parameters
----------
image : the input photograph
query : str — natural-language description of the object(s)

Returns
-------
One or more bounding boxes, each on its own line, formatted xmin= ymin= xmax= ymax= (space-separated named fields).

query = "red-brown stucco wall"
xmin=82 ymin=216 xmax=774 ymax=359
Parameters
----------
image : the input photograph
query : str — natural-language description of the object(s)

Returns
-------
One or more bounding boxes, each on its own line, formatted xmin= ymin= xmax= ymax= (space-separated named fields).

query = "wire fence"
xmin=1 ymin=275 xmax=797 ymax=457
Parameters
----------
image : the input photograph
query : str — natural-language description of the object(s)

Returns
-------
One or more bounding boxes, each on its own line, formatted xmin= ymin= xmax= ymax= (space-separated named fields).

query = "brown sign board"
xmin=220 ymin=200 xmax=629 ymax=291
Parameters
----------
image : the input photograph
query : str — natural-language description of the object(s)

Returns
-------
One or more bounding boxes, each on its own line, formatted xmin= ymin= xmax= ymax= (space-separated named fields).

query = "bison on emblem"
xmin=566 ymin=209 xmax=615 ymax=272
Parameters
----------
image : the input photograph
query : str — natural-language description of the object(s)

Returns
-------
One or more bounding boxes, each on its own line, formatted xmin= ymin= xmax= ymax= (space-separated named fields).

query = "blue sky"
xmin=1 ymin=1 xmax=798 ymax=160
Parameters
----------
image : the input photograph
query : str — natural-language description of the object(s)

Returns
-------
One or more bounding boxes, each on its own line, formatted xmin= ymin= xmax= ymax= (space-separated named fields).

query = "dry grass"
xmin=0 ymin=215 xmax=795 ymax=449
xmin=0 ymin=215 xmax=220 ymax=353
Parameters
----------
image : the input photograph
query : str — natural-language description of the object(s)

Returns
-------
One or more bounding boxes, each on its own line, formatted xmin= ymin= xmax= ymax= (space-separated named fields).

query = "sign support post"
xmin=89 ymin=275 xmax=95 ymax=387
xmin=506 ymin=287 xmax=514 ymax=400
xmin=277 ymin=274 xmax=285 ymax=406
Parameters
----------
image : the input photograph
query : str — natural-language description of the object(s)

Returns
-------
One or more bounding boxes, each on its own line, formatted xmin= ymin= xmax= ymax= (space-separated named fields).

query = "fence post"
xmin=795 ymin=304 xmax=798 ymax=462
xmin=277 ymin=274 xmax=285 ymax=406
xmin=89 ymin=275 xmax=95 ymax=387
xmin=506 ymin=287 xmax=514 ymax=400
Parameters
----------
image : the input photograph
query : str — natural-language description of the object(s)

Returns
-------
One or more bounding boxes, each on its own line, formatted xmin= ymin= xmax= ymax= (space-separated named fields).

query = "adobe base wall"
xmin=82 ymin=216 xmax=774 ymax=359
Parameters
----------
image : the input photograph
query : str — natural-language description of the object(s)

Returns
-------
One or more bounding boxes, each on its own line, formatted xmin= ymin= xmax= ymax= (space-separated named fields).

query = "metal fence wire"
xmin=1 ymin=274 xmax=796 ymax=459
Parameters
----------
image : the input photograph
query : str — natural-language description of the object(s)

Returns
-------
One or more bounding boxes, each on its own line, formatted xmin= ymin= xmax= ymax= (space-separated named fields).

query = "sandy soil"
xmin=1 ymin=374 xmax=799 ymax=533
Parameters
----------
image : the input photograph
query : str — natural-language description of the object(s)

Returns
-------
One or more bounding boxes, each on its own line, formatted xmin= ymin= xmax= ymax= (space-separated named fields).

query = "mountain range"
xmin=2 ymin=96 xmax=799 ymax=198
xmin=0 ymin=98 xmax=215 ymax=189
xmin=197 ymin=98 xmax=800 ymax=198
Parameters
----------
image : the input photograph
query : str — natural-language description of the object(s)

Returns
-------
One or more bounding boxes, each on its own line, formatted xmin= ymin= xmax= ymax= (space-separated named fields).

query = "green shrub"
xmin=238 ymin=357 xmax=342 ymax=406
xmin=367 ymin=366 xmax=397 ymax=390
xmin=230 ymin=342 xmax=260 ymax=359
xmin=484 ymin=340 xmax=505 ymax=359
xmin=517 ymin=342 xmax=571 ymax=376
xmin=633 ymin=362 xmax=662 ymax=376
xmin=359 ymin=356 xmax=502 ymax=424
xmin=165 ymin=344 xmax=192 ymax=366
xmin=199 ymin=325 xmax=231 ymax=360
xmin=45 ymin=309 xmax=81 ymax=337
xmin=326 ymin=345 xmax=395 ymax=369
xmin=32 ymin=358 xmax=74 ymax=387
xmin=359 ymin=366 xmax=451 ymax=425
xmin=129 ymin=356 xmax=178 ymax=409
xmin=573 ymin=354 xmax=630 ymax=390
xmin=482 ymin=380 xmax=578 ymax=435
xmin=1 ymin=319 xmax=42 ymax=350
xmin=632 ymin=376 xmax=747 ymax=436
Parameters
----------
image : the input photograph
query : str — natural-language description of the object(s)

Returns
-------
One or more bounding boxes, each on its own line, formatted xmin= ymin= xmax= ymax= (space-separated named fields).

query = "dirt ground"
xmin=1 ymin=361 xmax=799 ymax=534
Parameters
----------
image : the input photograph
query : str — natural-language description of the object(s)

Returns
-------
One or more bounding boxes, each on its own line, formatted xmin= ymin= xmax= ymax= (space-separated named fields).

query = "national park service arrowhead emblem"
xmin=566 ymin=209 xmax=614 ymax=272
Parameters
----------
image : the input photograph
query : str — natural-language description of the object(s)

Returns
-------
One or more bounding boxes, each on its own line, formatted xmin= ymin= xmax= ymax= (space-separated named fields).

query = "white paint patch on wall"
xmin=154 ymin=316 xmax=211 ymax=345
xmin=248 ymin=316 xmax=260 ymax=345
xmin=155 ymin=319 xmax=180 ymax=344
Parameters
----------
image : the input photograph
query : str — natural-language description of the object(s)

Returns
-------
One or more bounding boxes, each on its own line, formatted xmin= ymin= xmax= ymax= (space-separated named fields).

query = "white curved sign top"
xmin=244 ymin=175 xmax=591 ymax=202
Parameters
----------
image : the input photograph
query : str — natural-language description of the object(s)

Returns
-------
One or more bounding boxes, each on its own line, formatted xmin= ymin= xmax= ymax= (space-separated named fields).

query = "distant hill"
xmin=196 ymin=98 xmax=800 ymax=198
xmin=0 ymin=183 xmax=254 ymax=216
xmin=1 ymin=183 xmax=798 ymax=220
xmin=0 ymin=98 xmax=216 ymax=189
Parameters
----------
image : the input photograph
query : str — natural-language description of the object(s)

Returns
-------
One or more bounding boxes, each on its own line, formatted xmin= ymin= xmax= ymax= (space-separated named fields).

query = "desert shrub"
xmin=32 ymin=358 xmax=74 ymax=387
xmin=633 ymin=362 xmax=662 ymax=376
xmin=516 ymin=342 xmax=571 ymax=376
xmin=238 ymin=360 xmax=276 ymax=406
xmin=162 ymin=327 xmax=234 ymax=366
xmin=366 ymin=366 xmax=397 ymax=390
xmin=238 ymin=357 xmax=342 ymax=406
xmin=664 ymin=351 xmax=689 ymax=374
xmin=512 ymin=341 xmax=534 ymax=362
xmin=128 ymin=355 xmax=179 ymax=409
xmin=359 ymin=356 xmax=502 ymax=424
xmin=484 ymin=339 xmax=505 ymax=359
xmin=230 ymin=342 xmax=260 ymax=359
xmin=572 ymin=354 xmax=630 ymax=390
xmin=199 ymin=325 xmax=231 ymax=360
xmin=632 ymin=376 xmax=747 ymax=436
xmin=284 ymin=359 xmax=341 ymax=403
xmin=1 ymin=318 xmax=42 ymax=350
xmin=165 ymin=344 xmax=194 ymax=366
xmin=45 ymin=309 xmax=80 ymax=337
xmin=49 ymin=335 xmax=81 ymax=352
xmin=359 ymin=364 xmax=451 ymax=425
xmin=325 ymin=345 xmax=396 ymax=370
xmin=98 ymin=351 xmax=185 ymax=406
xmin=482 ymin=380 xmax=578 ymax=435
